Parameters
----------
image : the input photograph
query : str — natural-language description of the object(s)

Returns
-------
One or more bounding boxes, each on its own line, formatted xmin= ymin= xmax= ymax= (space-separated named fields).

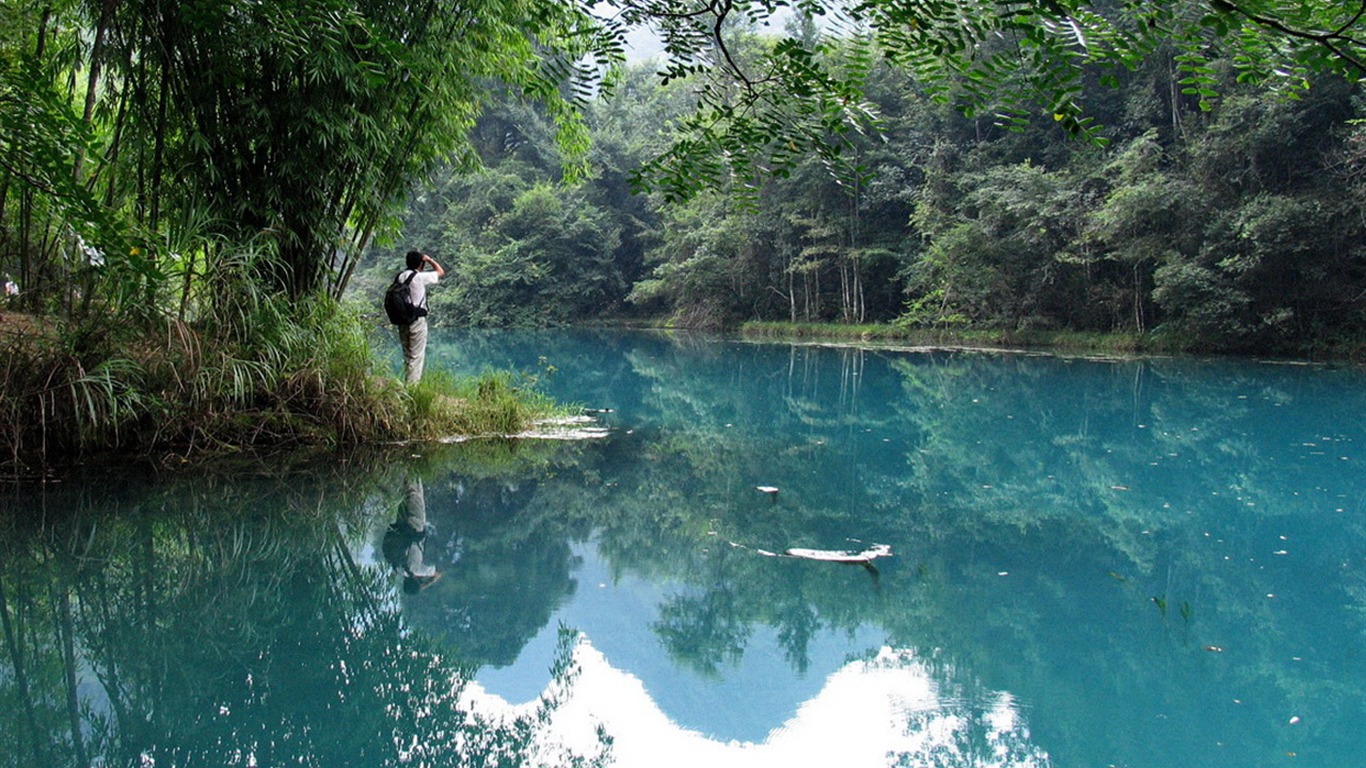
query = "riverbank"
xmin=739 ymin=321 xmax=1157 ymax=353
xmin=735 ymin=321 xmax=1366 ymax=363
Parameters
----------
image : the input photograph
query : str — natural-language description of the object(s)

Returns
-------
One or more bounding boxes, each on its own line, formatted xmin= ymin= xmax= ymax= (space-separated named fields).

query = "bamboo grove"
xmin=0 ymin=0 xmax=609 ymax=466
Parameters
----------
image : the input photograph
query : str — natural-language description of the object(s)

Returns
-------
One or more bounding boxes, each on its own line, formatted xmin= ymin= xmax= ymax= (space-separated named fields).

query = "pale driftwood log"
xmin=728 ymin=541 xmax=893 ymax=567
xmin=782 ymin=543 xmax=892 ymax=563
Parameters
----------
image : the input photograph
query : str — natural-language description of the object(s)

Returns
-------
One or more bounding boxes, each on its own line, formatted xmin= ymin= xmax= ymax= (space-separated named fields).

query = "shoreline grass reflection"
xmin=0 ymin=455 xmax=609 ymax=768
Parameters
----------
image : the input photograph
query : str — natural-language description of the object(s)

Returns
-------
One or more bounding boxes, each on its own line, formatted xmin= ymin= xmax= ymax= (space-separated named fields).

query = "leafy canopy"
xmin=4 ymin=0 xmax=1364 ymax=312
xmin=609 ymin=0 xmax=1366 ymax=200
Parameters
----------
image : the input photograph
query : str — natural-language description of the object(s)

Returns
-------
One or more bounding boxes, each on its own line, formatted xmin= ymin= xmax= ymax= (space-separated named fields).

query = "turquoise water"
xmin=3 ymin=329 xmax=1363 ymax=767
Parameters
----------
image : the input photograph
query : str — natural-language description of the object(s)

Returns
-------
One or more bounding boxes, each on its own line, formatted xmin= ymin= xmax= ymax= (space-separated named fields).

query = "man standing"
xmin=396 ymin=250 xmax=444 ymax=384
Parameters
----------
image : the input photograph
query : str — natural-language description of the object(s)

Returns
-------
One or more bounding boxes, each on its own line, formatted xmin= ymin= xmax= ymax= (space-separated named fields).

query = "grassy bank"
xmin=1 ymin=300 xmax=564 ymax=475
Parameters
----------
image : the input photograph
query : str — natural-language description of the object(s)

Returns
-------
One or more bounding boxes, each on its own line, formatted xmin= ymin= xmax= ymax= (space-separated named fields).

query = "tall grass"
xmin=1 ymin=247 xmax=560 ymax=473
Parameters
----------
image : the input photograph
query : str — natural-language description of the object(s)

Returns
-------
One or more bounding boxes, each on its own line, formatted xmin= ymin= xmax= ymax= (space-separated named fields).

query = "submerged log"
xmin=782 ymin=543 xmax=892 ymax=563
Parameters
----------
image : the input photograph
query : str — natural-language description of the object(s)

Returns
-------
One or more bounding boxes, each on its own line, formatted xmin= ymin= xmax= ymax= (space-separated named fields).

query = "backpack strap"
xmin=396 ymin=269 xmax=428 ymax=315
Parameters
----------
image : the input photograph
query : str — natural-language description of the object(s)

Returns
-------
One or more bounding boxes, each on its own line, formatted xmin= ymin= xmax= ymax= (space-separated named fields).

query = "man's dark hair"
xmin=405 ymin=250 xmax=424 ymax=270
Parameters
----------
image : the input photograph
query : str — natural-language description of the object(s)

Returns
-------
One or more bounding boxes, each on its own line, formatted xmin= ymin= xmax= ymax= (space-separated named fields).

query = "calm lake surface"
xmin=3 ymin=329 xmax=1363 ymax=768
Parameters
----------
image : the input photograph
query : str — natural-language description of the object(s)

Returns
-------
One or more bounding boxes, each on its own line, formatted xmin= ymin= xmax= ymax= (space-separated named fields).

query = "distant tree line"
xmin=363 ymin=29 xmax=1366 ymax=355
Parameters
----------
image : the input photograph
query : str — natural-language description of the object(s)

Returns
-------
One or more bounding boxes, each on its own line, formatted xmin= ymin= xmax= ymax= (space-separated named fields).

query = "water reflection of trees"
xmin=4 ymin=340 xmax=1363 ymax=767
xmin=434 ymin=344 xmax=1364 ymax=765
xmin=0 ymin=454 xmax=607 ymax=768
xmin=598 ymin=339 xmax=1366 ymax=766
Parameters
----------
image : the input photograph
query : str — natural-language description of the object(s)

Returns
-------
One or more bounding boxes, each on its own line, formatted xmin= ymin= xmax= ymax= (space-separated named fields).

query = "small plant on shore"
xmin=403 ymin=370 xmax=562 ymax=440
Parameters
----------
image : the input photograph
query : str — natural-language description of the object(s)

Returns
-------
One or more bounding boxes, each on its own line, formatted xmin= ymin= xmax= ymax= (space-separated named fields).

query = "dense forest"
xmin=4 ymin=0 xmax=1366 ymax=466
xmin=358 ymin=32 xmax=1366 ymax=355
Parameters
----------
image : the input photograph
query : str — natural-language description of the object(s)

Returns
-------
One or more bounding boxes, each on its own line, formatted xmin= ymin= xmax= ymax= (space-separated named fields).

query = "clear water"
xmin=2 ymin=329 xmax=1363 ymax=768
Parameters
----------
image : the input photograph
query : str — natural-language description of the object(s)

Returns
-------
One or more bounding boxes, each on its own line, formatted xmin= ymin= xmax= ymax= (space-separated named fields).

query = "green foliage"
xmin=366 ymin=35 xmax=1366 ymax=357
xmin=1151 ymin=260 xmax=1253 ymax=344
xmin=354 ymin=90 xmax=662 ymax=328
xmin=631 ymin=26 xmax=886 ymax=207
xmin=623 ymin=0 xmax=1366 ymax=201
xmin=900 ymin=221 xmax=1002 ymax=327
xmin=131 ymin=0 xmax=617 ymax=298
xmin=451 ymin=181 xmax=623 ymax=325
xmin=1 ymin=0 xmax=621 ymax=320
xmin=0 ymin=59 xmax=125 ymax=257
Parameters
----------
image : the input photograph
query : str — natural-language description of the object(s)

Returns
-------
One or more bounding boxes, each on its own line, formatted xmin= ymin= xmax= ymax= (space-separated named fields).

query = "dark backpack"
xmin=384 ymin=270 xmax=427 ymax=326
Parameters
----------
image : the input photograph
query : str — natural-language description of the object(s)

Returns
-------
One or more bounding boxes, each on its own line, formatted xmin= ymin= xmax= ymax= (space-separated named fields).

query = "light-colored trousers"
xmin=398 ymin=317 xmax=429 ymax=384
xmin=401 ymin=477 xmax=434 ymax=577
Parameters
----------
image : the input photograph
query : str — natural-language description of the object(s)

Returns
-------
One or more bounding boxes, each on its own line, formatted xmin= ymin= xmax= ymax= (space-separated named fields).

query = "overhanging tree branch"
xmin=1213 ymin=0 xmax=1366 ymax=74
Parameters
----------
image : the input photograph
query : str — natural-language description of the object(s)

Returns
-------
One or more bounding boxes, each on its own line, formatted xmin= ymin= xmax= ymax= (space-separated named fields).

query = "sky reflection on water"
xmin=395 ymin=330 xmax=1366 ymax=767
xmin=462 ymin=641 xmax=1048 ymax=768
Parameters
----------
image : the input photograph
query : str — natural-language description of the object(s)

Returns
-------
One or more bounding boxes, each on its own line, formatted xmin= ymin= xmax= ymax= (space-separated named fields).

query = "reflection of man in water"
xmin=382 ymin=477 xmax=441 ymax=594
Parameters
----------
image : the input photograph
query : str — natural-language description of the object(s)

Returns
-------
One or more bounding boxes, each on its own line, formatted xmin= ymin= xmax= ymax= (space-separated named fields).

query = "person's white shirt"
xmin=401 ymin=269 xmax=440 ymax=311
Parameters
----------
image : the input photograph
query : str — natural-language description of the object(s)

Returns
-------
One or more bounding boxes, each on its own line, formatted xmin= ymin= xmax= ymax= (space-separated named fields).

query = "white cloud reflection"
xmin=460 ymin=640 xmax=1052 ymax=767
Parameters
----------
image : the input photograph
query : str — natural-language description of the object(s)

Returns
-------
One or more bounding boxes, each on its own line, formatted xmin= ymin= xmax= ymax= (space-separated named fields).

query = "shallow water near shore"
xmin=3 ymin=329 xmax=1363 ymax=767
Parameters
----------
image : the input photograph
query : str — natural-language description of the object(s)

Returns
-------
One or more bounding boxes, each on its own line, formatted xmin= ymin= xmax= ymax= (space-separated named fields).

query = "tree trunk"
xmin=57 ymin=586 xmax=89 ymax=767
xmin=74 ymin=0 xmax=116 ymax=181
xmin=0 ymin=575 xmax=47 ymax=766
